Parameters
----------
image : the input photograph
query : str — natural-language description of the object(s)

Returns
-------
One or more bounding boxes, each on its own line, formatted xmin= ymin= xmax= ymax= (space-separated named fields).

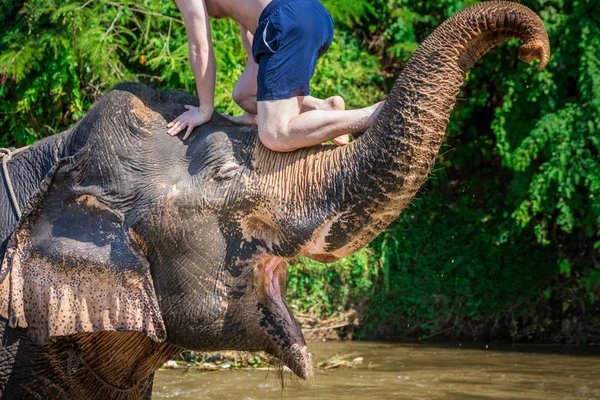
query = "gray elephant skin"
xmin=0 ymin=2 xmax=550 ymax=399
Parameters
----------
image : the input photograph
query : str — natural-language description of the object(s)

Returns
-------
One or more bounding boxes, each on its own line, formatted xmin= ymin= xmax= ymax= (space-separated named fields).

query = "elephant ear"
xmin=0 ymin=158 xmax=166 ymax=345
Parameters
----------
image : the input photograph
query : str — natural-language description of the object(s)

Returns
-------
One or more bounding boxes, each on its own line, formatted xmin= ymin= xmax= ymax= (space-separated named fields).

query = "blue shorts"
xmin=252 ymin=0 xmax=334 ymax=101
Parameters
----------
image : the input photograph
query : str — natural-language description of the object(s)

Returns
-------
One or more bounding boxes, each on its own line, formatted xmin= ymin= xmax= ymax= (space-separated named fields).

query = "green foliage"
xmin=287 ymin=251 xmax=375 ymax=318
xmin=491 ymin=0 xmax=600 ymax=247
xmin=364 ymin=191 xmax=558 ymax=339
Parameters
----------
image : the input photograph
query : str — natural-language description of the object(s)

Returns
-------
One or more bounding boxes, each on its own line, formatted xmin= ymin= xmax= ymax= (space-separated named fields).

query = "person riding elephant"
xmin=0 ymin=2 xmax=549 ymax=398
xmin=167 ymin=0 xmax=383 ymax=150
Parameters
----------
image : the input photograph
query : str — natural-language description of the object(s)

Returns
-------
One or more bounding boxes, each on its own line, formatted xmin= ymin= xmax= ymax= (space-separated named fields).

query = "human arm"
xmin=167 ymin=0 xmax=216 ymax=139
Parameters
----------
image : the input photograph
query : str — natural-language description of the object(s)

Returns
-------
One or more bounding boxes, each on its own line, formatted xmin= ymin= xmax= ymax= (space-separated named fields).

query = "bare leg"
xmin=300 ymin=95 xmax=345 ymax=112
xmin=232 ymin=61 xmax=345 ymax=116
xmin=228 ymin=25 xmax=353 ymax=147
xmin=232 ymin=63 xmax=258 ymax=115
xmin=228 ymin=26 xmax=259 ymax=125
xmin=300 ymin=96 xmax=349 ymax=145
xmin=228 ymin=58 xmax=259 ymax=125
xmin=257 ymin=97 xmax=384 ymax=152
xmin=228 ymin=75 xmax=347 ymax=130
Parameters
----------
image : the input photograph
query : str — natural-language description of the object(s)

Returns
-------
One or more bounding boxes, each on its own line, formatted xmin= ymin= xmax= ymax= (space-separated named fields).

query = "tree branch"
xmin=105 ymin=2 xmax=184 ymax=24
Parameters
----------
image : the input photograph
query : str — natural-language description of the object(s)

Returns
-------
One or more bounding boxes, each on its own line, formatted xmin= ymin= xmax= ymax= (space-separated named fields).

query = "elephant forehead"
xmin=130 ymin=94 xmax=162 ymax=124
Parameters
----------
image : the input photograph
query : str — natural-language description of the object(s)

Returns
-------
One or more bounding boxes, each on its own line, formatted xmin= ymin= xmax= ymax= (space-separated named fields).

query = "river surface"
xmin=152 ymin=341 xmax=600 ymax=399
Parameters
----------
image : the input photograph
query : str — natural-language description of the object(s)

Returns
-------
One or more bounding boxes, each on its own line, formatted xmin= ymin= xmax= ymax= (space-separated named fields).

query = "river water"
xmin=152 ymin=341 xmax=600 ymax=399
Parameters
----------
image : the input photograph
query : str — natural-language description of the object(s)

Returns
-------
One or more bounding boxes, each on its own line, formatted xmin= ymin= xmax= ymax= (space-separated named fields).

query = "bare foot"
xmin=327 ymin=96 xmax=349 ymax=145
xmin=301 ymin=95 xmax=346 ymax=112
xmin=333 ymin=100 xmax=384 ymax=145
xmin=222 ymin=112 xmax=258 ymax=126
xmin=366 ymin=100 xmax=385 ymax=127
xmin=326 ymin=95 xmax=345 ymax=111
xmin=332 ymin=134 xmax=350 ymax=145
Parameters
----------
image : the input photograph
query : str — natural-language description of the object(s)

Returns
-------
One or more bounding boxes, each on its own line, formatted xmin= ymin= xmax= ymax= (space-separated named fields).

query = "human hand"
xmin=222 ymin=112 xmax=258 ymax=126
xmin=167 ymin=105 xmax=212 ymax=140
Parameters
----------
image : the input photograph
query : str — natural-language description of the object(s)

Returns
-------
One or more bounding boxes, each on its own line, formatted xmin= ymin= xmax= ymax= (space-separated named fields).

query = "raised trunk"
xmin=315 ymin=1 xmax=550 ymax=257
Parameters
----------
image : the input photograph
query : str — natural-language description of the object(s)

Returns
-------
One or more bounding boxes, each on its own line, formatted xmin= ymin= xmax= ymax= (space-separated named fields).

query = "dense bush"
xmin=1 ymin=0 xmax=598 ymax=342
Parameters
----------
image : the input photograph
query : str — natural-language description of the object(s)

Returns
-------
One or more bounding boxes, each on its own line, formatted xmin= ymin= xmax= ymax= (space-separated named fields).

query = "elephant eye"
xmin=214 ymin=160 xmax=243 ymax=181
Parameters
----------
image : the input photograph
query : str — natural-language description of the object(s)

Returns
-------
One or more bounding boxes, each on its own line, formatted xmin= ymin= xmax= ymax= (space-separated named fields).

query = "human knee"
xmin=233 ymin=65 xmax=258 ymax=112
xmin=232 ymin=82 xmax=248 ymax=108
xmin=233 ymin=87 xmax=258 ymax=115
xmin=258 ymin=124 xmax=295 ymax=153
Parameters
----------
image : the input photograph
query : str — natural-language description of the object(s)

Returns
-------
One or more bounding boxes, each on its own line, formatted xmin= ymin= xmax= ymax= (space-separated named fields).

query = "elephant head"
xmin=0 ymin=0 xmax=550 ymax=386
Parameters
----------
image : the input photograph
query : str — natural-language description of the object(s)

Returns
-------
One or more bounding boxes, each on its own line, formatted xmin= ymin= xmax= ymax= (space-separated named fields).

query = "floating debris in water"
xmin=317 ymin=353 xmax=363 ymax=370
xmin=161 ymin=351 xmax=363 ymax=372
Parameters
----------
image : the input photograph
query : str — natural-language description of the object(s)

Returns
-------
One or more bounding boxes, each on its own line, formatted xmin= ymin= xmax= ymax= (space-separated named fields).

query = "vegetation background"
xmin=1 ymin=0 xmax=599 ymax=343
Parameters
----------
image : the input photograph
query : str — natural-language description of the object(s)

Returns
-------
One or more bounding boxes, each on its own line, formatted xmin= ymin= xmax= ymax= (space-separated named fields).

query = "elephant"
xmin=0 ymin=1 xmax=550 ymax=399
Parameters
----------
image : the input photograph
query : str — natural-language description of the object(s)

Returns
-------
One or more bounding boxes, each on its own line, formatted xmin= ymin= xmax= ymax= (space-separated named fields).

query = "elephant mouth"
xmin=264 ymin=256 xmax=285 ymax=305
xmin=261 ymin=256 xmax=312 ymax=380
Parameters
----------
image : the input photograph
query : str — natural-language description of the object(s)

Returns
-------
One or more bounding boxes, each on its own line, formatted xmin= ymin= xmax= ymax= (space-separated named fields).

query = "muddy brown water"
xmin=152 ymin=341 xmax=600 ymax=399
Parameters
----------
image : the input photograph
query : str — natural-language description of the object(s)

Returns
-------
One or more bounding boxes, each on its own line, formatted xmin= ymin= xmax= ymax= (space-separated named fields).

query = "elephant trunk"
xmin=316 ymin=1 xmax=550 ymax=257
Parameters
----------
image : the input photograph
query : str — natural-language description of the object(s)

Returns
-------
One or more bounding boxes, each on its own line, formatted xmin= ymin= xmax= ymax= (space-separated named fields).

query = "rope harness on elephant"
xmin=0 ymin=146 xmax=30 ymax=286
xmin=79 ymin=355 xmax=140 ymax=393
xmin=66 ymin=346 xmax=141 ymax=393
xmin=1 ymin=146 xmax=29 ymax=219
